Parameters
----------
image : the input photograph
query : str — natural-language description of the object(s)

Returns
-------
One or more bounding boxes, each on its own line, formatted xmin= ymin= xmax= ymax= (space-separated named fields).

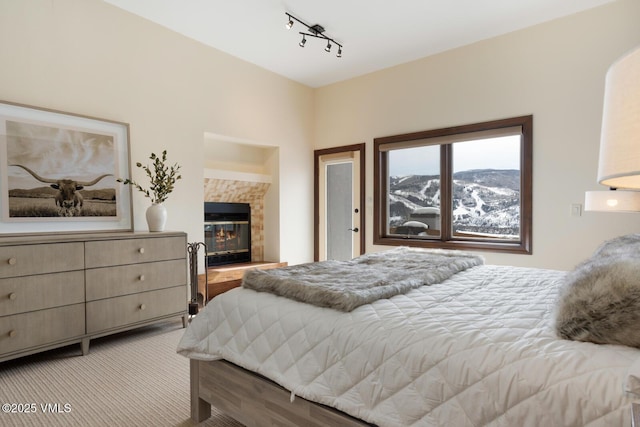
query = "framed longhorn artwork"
xmin=0 ymin=100 xmax=133 ymax=234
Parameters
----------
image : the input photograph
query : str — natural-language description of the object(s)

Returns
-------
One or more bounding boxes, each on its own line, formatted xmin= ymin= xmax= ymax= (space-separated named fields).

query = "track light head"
xmin=324 ymin=41 xmax=332 ymax=52
xmin=285 ymin=14 xmax=294 ymax=30
xmin=336 ymin=46 xmax=342 ymax=58
xmin=299 ymin=35 xmax=306 ymax=47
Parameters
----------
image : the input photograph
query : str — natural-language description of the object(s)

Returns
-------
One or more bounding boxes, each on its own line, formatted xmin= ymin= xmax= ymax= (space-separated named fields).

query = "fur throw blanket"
xmin=242 ymin=247 xmax=484 ymax=311
xmin=555 ymin=234 xmax=640 ymax=348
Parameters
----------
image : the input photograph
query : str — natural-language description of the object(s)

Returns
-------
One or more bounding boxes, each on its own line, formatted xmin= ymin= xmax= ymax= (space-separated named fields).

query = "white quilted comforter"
xmin=177 ymin=265 xmax=640 ymax=426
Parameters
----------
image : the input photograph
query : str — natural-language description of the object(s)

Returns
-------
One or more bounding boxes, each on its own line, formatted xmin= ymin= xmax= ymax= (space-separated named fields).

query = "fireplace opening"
xmin=204 ymin=202 xmax=251 ymax=266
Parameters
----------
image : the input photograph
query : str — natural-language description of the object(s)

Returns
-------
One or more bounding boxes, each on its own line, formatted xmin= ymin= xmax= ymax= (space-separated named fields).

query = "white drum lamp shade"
xmin=597 ymin=45 xmax=640 ymax=189
xmin=585 ymin=190 xmax=640 ymax=212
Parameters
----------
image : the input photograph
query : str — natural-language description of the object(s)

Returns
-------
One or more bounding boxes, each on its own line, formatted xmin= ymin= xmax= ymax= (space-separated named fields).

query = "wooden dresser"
xmin=0 ymin=231 xmax=187 ymax=363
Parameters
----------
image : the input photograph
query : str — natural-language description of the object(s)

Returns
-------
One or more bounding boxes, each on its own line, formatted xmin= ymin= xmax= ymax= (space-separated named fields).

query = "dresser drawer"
xmin=86 ymin=286 xmax=186 ymax=333
xmin=0 ymin=304 xmax=85 ymax=355
xmin=0 ymin=271 xmax=85 ymax=316
xmin=85 ymin=259 xmax=187 ymax=301
xmin=85 ymin=236 xmax=186 ymax=268
xmin=0 ymin=243 xmax=84 ymax=278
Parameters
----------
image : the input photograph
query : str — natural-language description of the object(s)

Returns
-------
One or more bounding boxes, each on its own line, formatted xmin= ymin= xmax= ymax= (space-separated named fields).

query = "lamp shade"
xmin=597 ymin=45 xmax=640 ymax=189
xmin=585 ymin=190 xmax=640 ymax=212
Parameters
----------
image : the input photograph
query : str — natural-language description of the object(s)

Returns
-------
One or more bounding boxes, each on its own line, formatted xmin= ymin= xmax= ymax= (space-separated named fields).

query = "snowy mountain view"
xmin=389 ymin=169 xmax=520 ymax=238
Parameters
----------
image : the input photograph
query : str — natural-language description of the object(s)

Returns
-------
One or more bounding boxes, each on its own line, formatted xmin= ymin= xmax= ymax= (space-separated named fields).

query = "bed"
xmin=178 ymin=243 xmax=640 ymax=426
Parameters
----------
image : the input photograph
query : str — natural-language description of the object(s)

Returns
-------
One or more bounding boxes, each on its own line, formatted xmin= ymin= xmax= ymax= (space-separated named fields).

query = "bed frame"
xmin=190 ymin=359 xmax=374 ymax=426
xmin=191 ymin=360 xmax=640 ymax=427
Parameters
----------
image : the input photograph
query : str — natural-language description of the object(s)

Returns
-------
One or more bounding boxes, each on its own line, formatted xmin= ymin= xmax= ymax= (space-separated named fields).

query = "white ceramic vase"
xmin=146 ymin=203 xmax=167 ymax=232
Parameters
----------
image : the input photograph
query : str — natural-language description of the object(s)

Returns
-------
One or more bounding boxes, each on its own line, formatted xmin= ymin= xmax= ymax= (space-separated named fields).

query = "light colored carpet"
xmin=0 ymin=320 xmax=244 ymax=427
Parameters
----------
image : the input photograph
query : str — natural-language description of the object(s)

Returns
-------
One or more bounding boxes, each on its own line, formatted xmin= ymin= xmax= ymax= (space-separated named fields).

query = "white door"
xmin=315 ymin=145 xmax=364 ymax=261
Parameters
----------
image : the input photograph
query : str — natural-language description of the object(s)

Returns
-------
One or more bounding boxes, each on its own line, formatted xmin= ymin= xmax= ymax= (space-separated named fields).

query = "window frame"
xmin=373 ymin=115 xmax=532 ymax=254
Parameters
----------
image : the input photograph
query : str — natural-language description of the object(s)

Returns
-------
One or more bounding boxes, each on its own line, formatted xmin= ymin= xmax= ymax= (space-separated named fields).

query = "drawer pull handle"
xmin=8 ymin=292 xmax=16 ymax=300
xmin=138 ymin=248 xmax=145 ymax=254
xmin=7 ymin=257 xmax=16 ymax=265
xmin=139 ymin=304 xmax=146 ymax=311
xmin=8 ymin=330 xmax=16 ymax=338
xmin=139 ymin=275 xmax=145 ymax=281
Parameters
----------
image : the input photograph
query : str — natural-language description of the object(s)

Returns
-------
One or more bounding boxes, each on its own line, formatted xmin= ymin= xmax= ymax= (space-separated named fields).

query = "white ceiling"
xmin=103 ymin=0 xmax=615 ymax=88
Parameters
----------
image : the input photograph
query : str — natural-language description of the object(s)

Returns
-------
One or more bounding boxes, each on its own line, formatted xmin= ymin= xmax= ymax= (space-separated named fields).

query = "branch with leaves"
xmin=117 ymin=150 xmax=182 ymax=204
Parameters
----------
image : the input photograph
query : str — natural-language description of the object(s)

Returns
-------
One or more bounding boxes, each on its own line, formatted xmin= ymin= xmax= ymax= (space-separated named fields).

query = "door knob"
xmin=348 ymin=227 xmax=359 ymax=232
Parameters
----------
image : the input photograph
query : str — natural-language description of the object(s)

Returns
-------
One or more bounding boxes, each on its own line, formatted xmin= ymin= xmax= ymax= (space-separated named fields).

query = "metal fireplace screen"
xmin=204 ymin=202 xmax=251 ymax=266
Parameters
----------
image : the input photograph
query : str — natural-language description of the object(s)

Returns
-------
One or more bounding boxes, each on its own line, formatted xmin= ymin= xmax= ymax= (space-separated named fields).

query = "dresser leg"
xmin=182 ymin=314 xmax=188 ymax=328
xmin=81 ymin=338 xmax=90 ymax=355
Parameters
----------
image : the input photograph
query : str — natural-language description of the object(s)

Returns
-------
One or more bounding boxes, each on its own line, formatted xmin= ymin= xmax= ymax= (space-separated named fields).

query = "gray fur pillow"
xmin=555 ymin=234 xmax=640 ymax=348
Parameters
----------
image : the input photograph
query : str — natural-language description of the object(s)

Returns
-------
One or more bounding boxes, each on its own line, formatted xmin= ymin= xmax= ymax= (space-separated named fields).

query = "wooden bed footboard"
xmin=190 ymin=359 xmax=374 ymax=427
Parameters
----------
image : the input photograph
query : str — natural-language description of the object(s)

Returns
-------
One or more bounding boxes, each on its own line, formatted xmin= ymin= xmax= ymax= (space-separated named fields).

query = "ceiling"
xmin=103 ymin=0 xmax=615 ymax=88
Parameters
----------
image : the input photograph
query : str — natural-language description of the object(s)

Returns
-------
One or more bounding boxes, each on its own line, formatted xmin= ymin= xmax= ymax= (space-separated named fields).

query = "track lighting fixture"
xmin=284 ymin=13 xmax=343 ymax=58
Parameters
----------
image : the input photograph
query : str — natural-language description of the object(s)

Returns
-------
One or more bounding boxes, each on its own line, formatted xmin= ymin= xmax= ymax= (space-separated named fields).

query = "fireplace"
xmin=204 ymin=202 xmax=251 ymax=266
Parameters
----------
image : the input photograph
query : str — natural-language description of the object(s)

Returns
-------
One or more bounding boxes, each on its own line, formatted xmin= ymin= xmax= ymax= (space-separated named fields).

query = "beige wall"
xmin=314 ymin=0 xmax=640 ymax=270
xmin=2 ymin=0 xmax=639 ymax=271
xmin=0 ymin=0 xmax=315 ymax=266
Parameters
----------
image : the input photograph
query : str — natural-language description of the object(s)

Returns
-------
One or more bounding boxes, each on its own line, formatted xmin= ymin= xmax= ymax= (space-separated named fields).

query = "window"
xmin=374 ymin=115 xmax=532 ymax=254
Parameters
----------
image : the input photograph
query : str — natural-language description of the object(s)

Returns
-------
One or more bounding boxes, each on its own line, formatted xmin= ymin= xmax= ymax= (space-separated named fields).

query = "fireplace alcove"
xmin=201 ymin=140 xmax=280 ymax=302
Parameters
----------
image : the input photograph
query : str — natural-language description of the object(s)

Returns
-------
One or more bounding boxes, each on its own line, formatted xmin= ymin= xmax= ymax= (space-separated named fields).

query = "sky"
xmin=4 ymin=120 xmax=117 ymax=190
xmin=389 ymin=135 xmax=521 ymax=176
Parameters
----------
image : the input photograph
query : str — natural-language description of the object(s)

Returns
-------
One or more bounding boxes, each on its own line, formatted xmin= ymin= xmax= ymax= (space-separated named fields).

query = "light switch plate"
xmin=570 ymin=203 xmax=582 ymax=217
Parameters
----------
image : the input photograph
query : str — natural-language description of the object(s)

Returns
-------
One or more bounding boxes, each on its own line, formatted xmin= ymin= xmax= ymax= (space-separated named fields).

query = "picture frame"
xmin=0 ymin=100 xmax=133 ymax=235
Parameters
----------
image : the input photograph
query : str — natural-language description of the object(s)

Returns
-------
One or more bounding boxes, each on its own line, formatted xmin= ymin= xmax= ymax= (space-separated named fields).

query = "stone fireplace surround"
xmin=203 ymin=177 xmax=270 ymax=262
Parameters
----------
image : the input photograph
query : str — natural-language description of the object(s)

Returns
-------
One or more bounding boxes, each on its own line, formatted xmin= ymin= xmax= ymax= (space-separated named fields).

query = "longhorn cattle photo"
xmin=4 ymin=119 xmax=118 ymax=218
